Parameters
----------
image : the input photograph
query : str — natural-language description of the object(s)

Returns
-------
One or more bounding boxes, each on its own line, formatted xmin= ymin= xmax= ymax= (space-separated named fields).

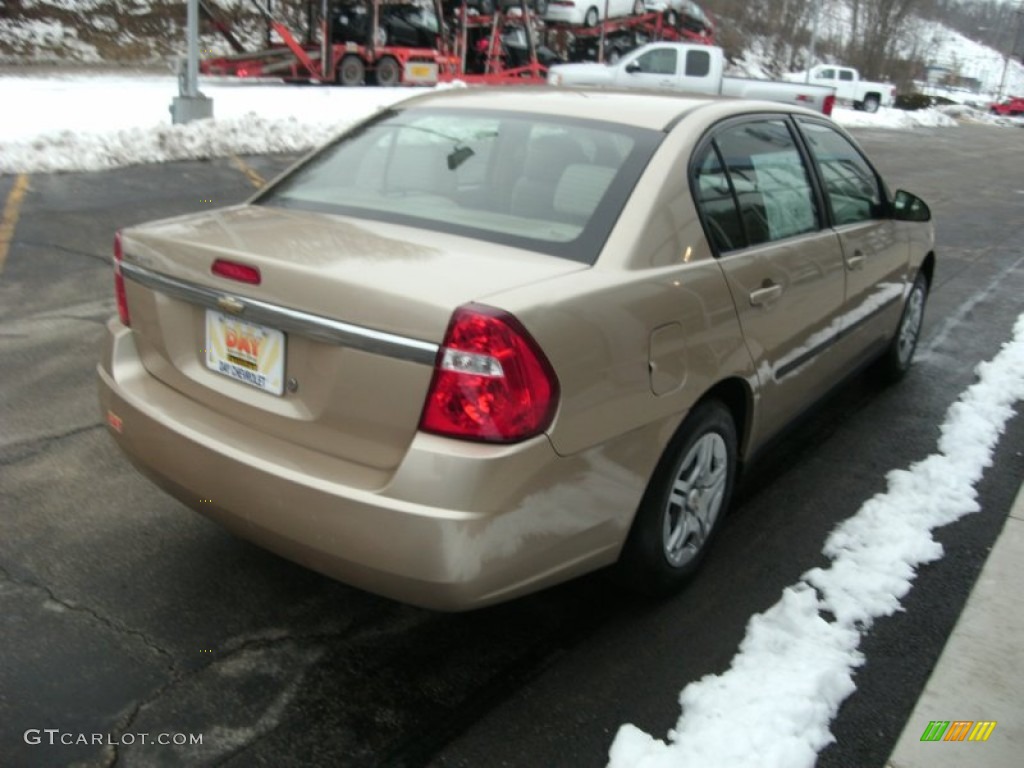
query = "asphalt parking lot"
xmin=1 ymin=125 xmax=1022 ymax=767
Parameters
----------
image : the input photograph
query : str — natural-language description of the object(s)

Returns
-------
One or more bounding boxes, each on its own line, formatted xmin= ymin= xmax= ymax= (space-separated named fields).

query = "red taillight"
xmin=211 ymin=259 xmax=261 ymax=285
xmin=113 ymin=230 xmax=130 ymax=327
xmin=823 ymin=94 xmax=836 ymax=117
xmin=419 ymin=305 xmax=559 ymax=443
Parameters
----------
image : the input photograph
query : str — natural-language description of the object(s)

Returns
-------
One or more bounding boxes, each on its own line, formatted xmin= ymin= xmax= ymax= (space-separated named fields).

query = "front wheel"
xmin=633 ymin=0 xmax=646 ymax=15
xmin=877 ymin=272 xmax=928 ymax=382
xmin=337 ymin=54 xmax=365 ymax=86
xmin=583 ymin=6 xmax=599 ymax=27
xmin=617 ymin=400 xmax=737 ymax=594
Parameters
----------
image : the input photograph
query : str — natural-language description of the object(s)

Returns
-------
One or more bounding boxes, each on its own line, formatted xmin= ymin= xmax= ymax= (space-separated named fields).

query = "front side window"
xmin=838 ymin=70 xmax=854 ymax=81
xmin=693 ymin=119 xmax=820 ymax=252
xmin=258 ymin=108 xmax=661 ymax=263
xmin=798 ymin=119 xmax=883 ymax=226
xmin=634 ymin=48 xmax=678 ymax=75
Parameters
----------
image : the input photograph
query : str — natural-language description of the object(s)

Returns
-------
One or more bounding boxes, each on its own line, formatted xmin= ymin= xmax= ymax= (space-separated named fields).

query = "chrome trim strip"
xmin=121 ymin=261 xmax=440 ymax=366
xmin=775 ymin=293 xmax=900 ymax=380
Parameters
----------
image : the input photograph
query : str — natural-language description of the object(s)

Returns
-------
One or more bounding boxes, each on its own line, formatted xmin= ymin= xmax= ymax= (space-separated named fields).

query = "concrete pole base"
xmin=170 ymin=94 xmax=214 ymax=125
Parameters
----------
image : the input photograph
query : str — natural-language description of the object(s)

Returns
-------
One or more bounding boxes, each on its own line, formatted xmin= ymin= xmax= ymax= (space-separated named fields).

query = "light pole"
xmin=996 ymin=0 xmax=1024 ymax=101
xmin=170 ymin=0 xmax=213 ymax=124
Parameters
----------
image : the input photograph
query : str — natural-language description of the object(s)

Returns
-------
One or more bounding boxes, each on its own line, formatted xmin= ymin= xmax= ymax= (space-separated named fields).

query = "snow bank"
xmin=0 ymin=74 xmax=418 ymax=173
xmin=608 ymin=314 xmax=1024 ymax=768
xmin=0 ymin=73 xmax=959 ymax=175
xmin=831 ymin=105 xmax=957 ymax=129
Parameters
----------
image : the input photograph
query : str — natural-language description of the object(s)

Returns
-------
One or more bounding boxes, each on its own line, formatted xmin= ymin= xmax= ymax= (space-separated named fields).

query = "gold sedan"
xmin=98 ymin=88 xmax=935 ymax=610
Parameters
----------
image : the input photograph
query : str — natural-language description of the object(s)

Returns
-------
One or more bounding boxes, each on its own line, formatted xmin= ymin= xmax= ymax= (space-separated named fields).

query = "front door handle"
xmin=749 ymin=282 xmax=783 ymax=306
xmin=846 ymin=250 xmax=866 ymax=271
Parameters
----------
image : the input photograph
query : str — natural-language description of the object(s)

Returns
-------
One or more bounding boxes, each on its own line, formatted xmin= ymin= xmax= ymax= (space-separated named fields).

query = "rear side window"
xmin=798 ymin=119 xmax=883 ymax=226
xmin=694 ymin=147 xmax=744 ymax=252
xmin=693 ymin=119 xmax=820 ymax=253
xmin=685 ymin=50 xmax=710 ymax=77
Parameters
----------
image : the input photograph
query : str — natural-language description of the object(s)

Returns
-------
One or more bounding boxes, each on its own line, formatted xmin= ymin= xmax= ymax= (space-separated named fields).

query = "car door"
xmin=795 ymin=118 xmax=910 ymax=363
xmin=692 ymin=116 xmax=849 ymax=440
xmin=620 ymin=45 xmax=680 ymax=90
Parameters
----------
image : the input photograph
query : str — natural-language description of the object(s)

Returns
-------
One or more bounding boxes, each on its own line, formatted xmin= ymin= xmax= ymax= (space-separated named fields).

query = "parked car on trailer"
xmin=445 ymin=0 xmax=549 ymax=15
xmin=99 ymin=88 xmax=935 ymax=610
xmin=544 ymin=0 xmax=647 ymax=28
xmin=331 ymin=1 xmax=441 ymax=49
xmin=644 ymin=0 xmax=711 ymax=33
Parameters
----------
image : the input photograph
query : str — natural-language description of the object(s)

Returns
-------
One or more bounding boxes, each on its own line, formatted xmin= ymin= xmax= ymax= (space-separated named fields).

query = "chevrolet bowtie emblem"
xmin=217 ymin=296 xmax=246 ymax=315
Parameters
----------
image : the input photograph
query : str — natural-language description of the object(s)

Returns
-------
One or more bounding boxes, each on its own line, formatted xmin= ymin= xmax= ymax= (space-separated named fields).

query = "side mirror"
xmin=891 ymin=189 xmax=931 ymax=222
xmin=625 ymin=62 xmax=642 ymax=74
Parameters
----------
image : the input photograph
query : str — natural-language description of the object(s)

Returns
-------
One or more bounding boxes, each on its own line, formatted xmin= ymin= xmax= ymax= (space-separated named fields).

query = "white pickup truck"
xmin=782 ymin=65 xmax=896 ymax=113
xmin=547 ymin=43 xmax=837 ymax=115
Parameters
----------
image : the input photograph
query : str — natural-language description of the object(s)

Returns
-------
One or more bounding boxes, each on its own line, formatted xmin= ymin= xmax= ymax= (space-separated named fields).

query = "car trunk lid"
xmin=119 ymin=205 xmax=585 ymax=476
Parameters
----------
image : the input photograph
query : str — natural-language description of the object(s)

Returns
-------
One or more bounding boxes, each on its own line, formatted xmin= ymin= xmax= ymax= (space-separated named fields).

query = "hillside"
xmin=0 ymin=0 xmax=267 ymax=64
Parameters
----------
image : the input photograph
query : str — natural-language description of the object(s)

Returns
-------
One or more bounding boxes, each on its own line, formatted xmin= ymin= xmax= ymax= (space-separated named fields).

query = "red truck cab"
xmin=991 ymin=96 xmax=1024 ymax=116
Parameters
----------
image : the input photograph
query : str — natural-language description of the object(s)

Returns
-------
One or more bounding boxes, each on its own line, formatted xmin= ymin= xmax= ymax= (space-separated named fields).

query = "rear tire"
xmin=337 ymin=54 xmax=365 ymax=86
xmin=863 ymin=95 xmax=880 ymax=113
xmin=633 ymin=0 xmax=646 ymax=14
xmin=877 ymin=272 xmax=928 ymax=383
xmin=584 ymin=6 xmax=599 ymax=27
xmin=375 ymin=56 xmax=401 ymax=87
xmin=617 ymin=400 xmax=737 ymax=595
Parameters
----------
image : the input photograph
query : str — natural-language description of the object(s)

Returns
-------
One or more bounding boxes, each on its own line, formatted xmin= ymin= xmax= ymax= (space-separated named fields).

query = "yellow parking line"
xmin=229 ymin=155 xmax=266 ymax=189
xmin=0 ymin=173 xmax=29 ymax=275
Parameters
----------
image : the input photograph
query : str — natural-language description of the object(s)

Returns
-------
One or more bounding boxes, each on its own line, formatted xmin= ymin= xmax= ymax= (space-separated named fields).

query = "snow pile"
xmin=0 ymin=75 xmax=417 ymax=174
xmin=608 ymin=314 xmax=1024 ymax=768
xmin=1 ymin=114 xmax=343 ymax=174
xmin=936 ymin=103 xmax=1024 ymax=128
xmin=831 ymin=105 xmax=958 ymax=129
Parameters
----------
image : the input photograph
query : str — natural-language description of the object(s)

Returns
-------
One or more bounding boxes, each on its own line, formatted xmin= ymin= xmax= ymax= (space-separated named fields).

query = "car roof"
xmin=393 ymin=87 xmax=826 ymax=132
xmin=393 ymin=87 xmax=720 ymax=131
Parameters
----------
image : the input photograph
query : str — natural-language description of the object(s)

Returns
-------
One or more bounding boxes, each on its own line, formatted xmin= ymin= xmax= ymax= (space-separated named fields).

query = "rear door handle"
xmin=749 ymin=283 xmax=783 ymax=306
xmin=846 ymin=250 xmax=866 ymax=271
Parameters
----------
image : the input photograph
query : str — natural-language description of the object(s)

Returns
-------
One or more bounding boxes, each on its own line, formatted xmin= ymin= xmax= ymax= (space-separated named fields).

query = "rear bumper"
xmin=97 ymin=319 xmax=634 ymax=610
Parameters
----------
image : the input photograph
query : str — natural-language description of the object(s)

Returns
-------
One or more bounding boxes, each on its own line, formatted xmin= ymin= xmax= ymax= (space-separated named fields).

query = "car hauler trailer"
xmin=198 ymin=0 xmax=713 ymax=85
xmin=200 ymin=0 xmax=461 ymax=85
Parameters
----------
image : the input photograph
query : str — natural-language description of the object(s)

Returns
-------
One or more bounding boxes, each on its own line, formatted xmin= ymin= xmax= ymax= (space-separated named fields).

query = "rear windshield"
xmin=257 ymin=107 xmax=662 ymax=264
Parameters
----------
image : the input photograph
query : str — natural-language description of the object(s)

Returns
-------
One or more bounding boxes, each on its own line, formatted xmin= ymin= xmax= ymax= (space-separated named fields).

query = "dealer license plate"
xmin=205 ymin=310 xmax=286 ymax=396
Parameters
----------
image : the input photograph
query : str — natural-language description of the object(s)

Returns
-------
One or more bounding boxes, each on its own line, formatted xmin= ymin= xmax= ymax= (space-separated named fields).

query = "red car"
xmin=990 ymin=96 xmax=1024 ymax=116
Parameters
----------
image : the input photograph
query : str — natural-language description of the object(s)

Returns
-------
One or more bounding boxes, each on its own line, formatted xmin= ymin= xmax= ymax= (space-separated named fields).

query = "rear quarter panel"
xmin=485 ymin=103 xmax=760 ymax=472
